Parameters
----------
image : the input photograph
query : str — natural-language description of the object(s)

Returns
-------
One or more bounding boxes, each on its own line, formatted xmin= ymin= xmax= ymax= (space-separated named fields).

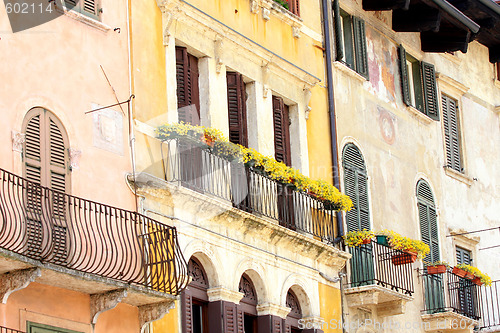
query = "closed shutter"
xmin=442 ymin=95 xmax=462 ymax=172
xmin=422 ymin=62 xmax=439 ymax=120
xmin=456 ymin=247 xmax=472 ymax=265
xmin=333 ymin=0 xmax=344 ymax=62
xmin=224 ymin=303 xmax=239 ymax=333
xmin=226 ymin=72 xmax=248 ymax=147
xmin=353 ymin=17 xmax=369 ymax=79
xmin=64 ymin=0 xmax=78 ymax=7
xmin=417 ymin=180 xmax=439 ymax=262
xmin=289 ymin=0 xmax=300 ymax=16
xmin=398 ymin=45 xmax=412 ymax=106
xmin=182 ymin=293 xmax=193 ymax=333
xmin=272 ymin=96 xmax=291 ymax=167
xmin=83 ymin=0 xmax=97 ymax=16
xmin=176 ymin=46 xmax=200 ymax=126
xmin=343 ymin=144 xmax=370 ymax=232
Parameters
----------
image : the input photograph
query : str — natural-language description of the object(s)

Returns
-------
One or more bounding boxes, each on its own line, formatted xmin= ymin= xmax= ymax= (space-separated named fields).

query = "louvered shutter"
xmin=422 ymin=62 xmax=439 ymax=120
xmin=176 ymin=47 xmax=200 ymax=126
xmin=272 ymin=96 xmax=291 ymax=167
xmin=226 ymin=72 xmax=248 ymax=147
xmin=83 ymin=0 xmax=98 ymax=16
xmin=417 ymin=180 xmax=439 ymax=262
xmin=353 ymin=17 xmax=369 ymax=79
xmin=224 ymin=303 xmax=237 ymax=333
xmin=64 ymin=0 xmax=77 ymax=7
xmin=333 ymin=0 xmax=344 ymax=62
xmin=456 ymin=247 xmax=471 ymax=265
xmin=343 ymin=144 xmax=370 ymax=232
xmin=289 ymin=0 xmax=300 ymax=16
xmin=442 ymin=95 xmax=462 ymax=172
xmin=182 ymin=293 xmax=193 ymax=333
xmin=398 ymin=45 xmax=412 ymax=106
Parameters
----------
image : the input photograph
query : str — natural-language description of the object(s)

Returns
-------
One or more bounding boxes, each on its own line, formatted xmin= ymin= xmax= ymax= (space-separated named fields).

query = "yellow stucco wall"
xmin=152 ymin=301 xmax=180 ymax=333
xmin=318 ymin=283 xmax=343 ymax=333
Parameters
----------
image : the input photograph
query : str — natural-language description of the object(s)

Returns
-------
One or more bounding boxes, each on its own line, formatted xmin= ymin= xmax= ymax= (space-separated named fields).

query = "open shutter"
xmin=272 ymin=96 xmax=291 ymax=167
xmin=226 ymin=72 xmax=248 ymax=147
xmin=333 ymin=0 xmax=344 ymax=62
xmin=83 ymin=0 xmax=98 ymax=16
xmin=417 ymin=180 xmax=439 ymax=263
xmin=176 ymin=47 xmax=200 ymax=126
xmin=398 ymin=45 xmax=412 ymax=106
xmin=422 ymin=62 xmax=439 ymax=120
xmin=442 ymin=95 xmax=462 ymax=172
xmin=182 ymin=293 xmax=193 ymax=333
xmin=353 ymin=17 xmax=369 ymax=79
xmin=25 ymin=110 xmax=43 ymax=185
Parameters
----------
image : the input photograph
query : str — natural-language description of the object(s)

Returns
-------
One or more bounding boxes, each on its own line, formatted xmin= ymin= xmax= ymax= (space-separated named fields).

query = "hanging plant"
xmin=377 ymin=230 xmax=430 ymax=259
xmin=273 ymin=0 xmax=289 ymax=10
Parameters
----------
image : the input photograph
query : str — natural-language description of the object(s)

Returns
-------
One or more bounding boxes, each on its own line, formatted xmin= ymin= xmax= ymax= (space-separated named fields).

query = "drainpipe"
xmin=321 ymin=0 xmax=344 ymax=245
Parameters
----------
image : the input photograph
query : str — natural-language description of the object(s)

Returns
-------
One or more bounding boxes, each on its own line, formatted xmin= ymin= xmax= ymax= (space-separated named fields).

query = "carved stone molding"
xmin=250 ymin=0 xmax=260 ymax=14
xmin=256 ymin=303 xmax=291 ymax=319
xmin=304 ymin=87 xmax=312 ymax=119
xmin=262 ymin=8 xmax=270 ymax=21
xmin=262 ymin=63 xmax=270 ymax=97
xmin=139 ymin=301 xmax=176 ymax=333
xmin=69 ymin=148 xmax=82 ymax=170
xmin=90 ymin=289 xmax=128 ymax=324
xmin=215 ymin=36 xmax=224 ymax=74
xmin=12 ymin=131 xmax=25 ymax=153
xmin=161 ymin=9 xmax=174 ymax=46
xmin=207 ymin=287 xmax=244 ymax=304
xmin=292 ymin=26 xmax=301 ymax=39
xmin=0 ymin=268 xmax=41 ymax=304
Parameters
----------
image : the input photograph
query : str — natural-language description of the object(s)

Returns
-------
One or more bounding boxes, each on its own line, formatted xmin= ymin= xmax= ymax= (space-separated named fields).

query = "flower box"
xmin=452 ymin=267 xmax=467 ymax=278
xmin=361 ymin=238 xmax=372 ymax=245
xmin=472 ymin=277 xmax=483 ymax=286
xmin=391 ymin=251 xmax=417 ymax=265
xmin=465 ymin=272 xmax=474 ymax=280
xmin=427 ymin=265 xmax=447 ymax=275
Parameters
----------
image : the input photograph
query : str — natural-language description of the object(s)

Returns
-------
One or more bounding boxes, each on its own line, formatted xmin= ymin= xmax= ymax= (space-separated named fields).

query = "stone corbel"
xmin=0 ymin=268 xmax=41 ymax=304
xmin=262 ymin=8 xmax=270 ymax=21
xmin=161 ymin=9 xmax=174 ymax=46
xmin=12 ymin=130 xmax=26 ymax=153
xmin=262 ymin=63 xmax=270 ymax=98
xmin=207 ymin=287 xmax=244 ymax=304
xmin=303 ymin=87 xmax=312 ymax=120
xmin=90 ymin=289 xmax=128 ymax=324
xmin=292 ymin=26 xmax=301 ymax=39
xmin=69 ymin=148 xmax=82 ymax=171
xmin=215 ymin=36 xmax=224 ymax=74
xmin=139 ymin=301 xmax=176 ymax=333
xmin=256 ymin=303 xmax=291 ymax=319
xmin=250 ymin=0 xmax=260 ymax=14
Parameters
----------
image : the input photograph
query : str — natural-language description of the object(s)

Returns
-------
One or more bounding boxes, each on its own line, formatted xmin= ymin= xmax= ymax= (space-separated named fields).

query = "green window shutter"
xmin=333 ymin=0 xmax=344 ymax=62
xmin=456 ymin=247 xmax=471 ymax=265
xmin=27 ymin=322 xmax=82 ymax=333
xmin=343 ymin=144 xmax=370 ymax=232
xmin=83 ymin=0 xmax=98 ymax=16
xmin=421 ymin=61 xmax=439 ymax=120
xmin=442 ymin=95 xmax=462 ymax=172
xmin=226 ymin=72 xmax=248 ymax=147
xmin=417 ymin=180 xmax=439 ymax=263
xmin=398 ymin=45 xmax=412 ymax=106
xmin=353 ymin=17 xmax=369 ymax=80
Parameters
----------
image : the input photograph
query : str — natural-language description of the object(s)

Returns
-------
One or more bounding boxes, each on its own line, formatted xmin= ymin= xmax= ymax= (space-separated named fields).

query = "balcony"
xmin=157 ymin=138 xmax=338 ymax=244
xmin=0 ymin=326 xmax=24 ymax=333
xmin=420 ymin=269 xmax=481 ymax=331
xmin=344 ymin=240 xmax=414 ymax=316
xmin=0 ymin=167 xmax=189 ymax=306
xmin=478 ymin=280 xmax=500 ymax=331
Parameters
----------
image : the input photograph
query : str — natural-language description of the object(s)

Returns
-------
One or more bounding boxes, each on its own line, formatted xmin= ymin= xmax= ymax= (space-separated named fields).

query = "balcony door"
xmin=455 ymin=247 xmax=479 ymax=318
xmin=22 ymin=108 xmax=69 ymax=263
xmin=342 ymin=144 xmax=374 ymax=286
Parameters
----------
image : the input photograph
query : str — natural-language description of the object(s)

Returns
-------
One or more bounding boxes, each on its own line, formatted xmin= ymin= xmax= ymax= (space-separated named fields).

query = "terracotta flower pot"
xmin=427 ymin=265 xmax=447 ymax=275
xmin=392 ymin=251 xmax=417 ymax=265
xmin=465 ymin=272 xmax=474 ymax=280
xmin=361 ymin=238 xmax=372 ymax=244
xmin=452 ymin=267 xmax=467 ymax=278
xmin=472 ymin=277 xmax=483 ymax=286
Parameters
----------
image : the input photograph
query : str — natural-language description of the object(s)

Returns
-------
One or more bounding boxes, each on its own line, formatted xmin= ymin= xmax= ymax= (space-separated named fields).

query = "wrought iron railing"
xmin=347 ymin=240 xmax=414 ymax=295
xmin=421 ymin=269 xmax=481 ymax=320
xmin=0 ymin=326 xmax=24 ymax=333
xmin=479 ymin=280 xmax=500 ymax=330
xmin=0 ymin=168 xmax=189 ymax=295
xmin=160 ymin=138 xmax=337 ymax=243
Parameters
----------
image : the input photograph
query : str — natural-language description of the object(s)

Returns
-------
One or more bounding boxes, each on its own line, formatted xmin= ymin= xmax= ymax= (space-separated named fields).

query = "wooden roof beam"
xmin=362 ymin=0 xmax=410 ymax=11
xmin=393 ymin=4 xmax=442 ymax=32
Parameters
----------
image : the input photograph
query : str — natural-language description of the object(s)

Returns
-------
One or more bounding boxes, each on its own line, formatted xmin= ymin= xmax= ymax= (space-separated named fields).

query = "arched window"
xmin=239 ymin=274 xmax=258 ymax=333
xmin=23 ymin=107 xmax=69 ymax=193
xmin=285 ymin=289 xmax=303 ymax=333
xmin=342 ymin=144 xmax=370 ymax=232
xmin=183 ymin=258 xmax=209 ymax=333
xmin=417 ymin=180 xmax=439 ymax=262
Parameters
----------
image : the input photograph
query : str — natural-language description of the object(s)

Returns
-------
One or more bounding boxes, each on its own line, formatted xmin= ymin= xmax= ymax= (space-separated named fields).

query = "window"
xmin=27 ymin=322 xmax=82 ymax=333
xmin=226 ymin=72 xmax=248 ymax=147
xmin=398 ymin=45 xmax=439 ymax=120
xmin=442 ymin=94 xmax=463 ymax=173
xmin=238 ymin=274 xmax=258 ymax=333
xmin=417 ymin=180 xmax=439 ymax=263
xmin=285 ymin=289 xmax=303 ymax=333
xmin=182 ymin=258 xmax=209 ymax=333
xmin=176 ymin=46 xmax=200 ymax=126
xmin=456 ymin=247 xmax=472 ymax=265
xmin=333 ymin=0 xmax=369 ymax=79
xmin=63 ymin=0 xmax=101 ymax=20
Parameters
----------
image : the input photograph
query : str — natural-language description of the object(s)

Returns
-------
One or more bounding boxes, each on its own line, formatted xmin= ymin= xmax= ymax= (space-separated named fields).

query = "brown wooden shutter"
xmin=421 ymin=61 xmax=439 ymax=120
xmin=272 ymin=96 xmax=291 ymax=167
xmin=226 ymin=72 xmax=248 ymax=147
xmin=224 ymin=303 xmax=237 ymax=333
xmin=398 ymin=45 xmax=412 ymax=106
xmin=353 ymin=17 xmax=369 ymax=79
xmin=289 ymin=0 xmax=300 ymax=16
xmin=333 ymin=0 xmax=344 ymax=62
xmin=176 ymin=46 xmax=200 ymax=125
xmin=182 ymin=293 xmax=194 ymax=333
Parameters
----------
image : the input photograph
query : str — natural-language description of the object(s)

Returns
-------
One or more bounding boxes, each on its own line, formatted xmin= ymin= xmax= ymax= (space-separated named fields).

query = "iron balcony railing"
xmin=347 ymin=240 xmax=414 ymax=295
xmin=478 ymin=280 xmax=500 ymax=330
xmin=421 ymin=268 xmax=481 ymax=320
xmin=0 ymin=326 xmax=24 ymax=333
xmin=160 ymin=138 xmax=337 ymax=243
xmin=0 ymin=168 xmax=189 ymax=295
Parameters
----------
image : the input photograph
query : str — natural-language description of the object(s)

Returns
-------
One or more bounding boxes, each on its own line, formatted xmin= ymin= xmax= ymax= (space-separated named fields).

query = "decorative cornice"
xmin=256 ymin=303 xmax=291 ymax=319
xmin=11 ymin=131 xmax=25 ymax=153
xmin=207 ymin=287 xmax=244 ymax=304
xmin=437 ymin=73 xmax=469 ymax=97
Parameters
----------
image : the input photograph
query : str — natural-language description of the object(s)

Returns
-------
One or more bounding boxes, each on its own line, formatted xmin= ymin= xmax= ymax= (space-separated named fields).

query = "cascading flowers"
xmin=156 ymin=122 xmax=353 ymax=211
xmin=378 ymin=230 xmax=430 ymax=259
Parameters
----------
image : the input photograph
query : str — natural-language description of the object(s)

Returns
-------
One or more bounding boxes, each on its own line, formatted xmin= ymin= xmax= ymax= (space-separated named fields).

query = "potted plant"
xmin=454 ymin=264 xmax=492 ymax=286
xmin=377 ymin=230 xmax=430 ymax=265
xmin=425 ymin=261 xmax=448 ymax=274
xmin=343 ymin=229 xmax=375 ymax=247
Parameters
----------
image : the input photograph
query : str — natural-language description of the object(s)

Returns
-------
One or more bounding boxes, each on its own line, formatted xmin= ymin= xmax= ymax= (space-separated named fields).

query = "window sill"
xmin=406 ymin=105 xmax=433 ymax=124
xmin=444 ymin=166 xmax=474 ymax=186
xmin=333 ymin=61 xmax=366 ymax=83
xmin=56 ymin=5 xmax=110 ymax=32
